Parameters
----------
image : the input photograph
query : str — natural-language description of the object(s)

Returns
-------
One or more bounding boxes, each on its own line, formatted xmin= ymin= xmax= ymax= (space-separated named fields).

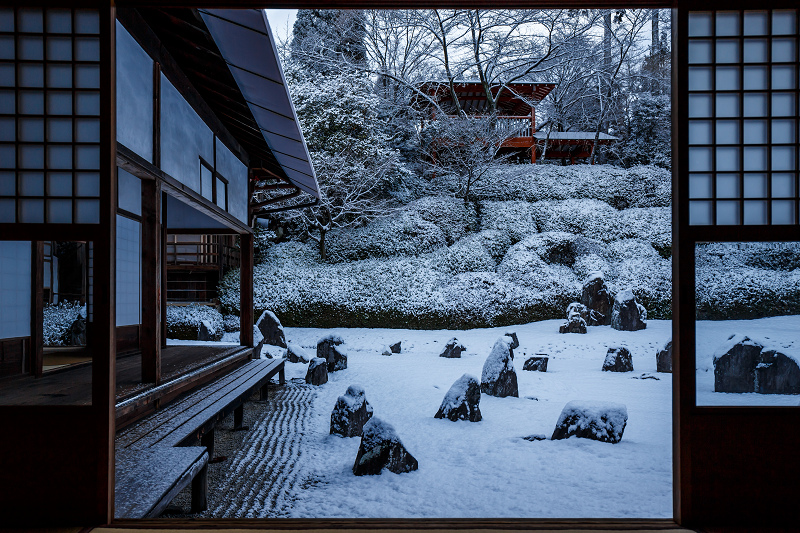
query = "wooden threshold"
xmin=102 ymin=519 xmax=690 ymax=531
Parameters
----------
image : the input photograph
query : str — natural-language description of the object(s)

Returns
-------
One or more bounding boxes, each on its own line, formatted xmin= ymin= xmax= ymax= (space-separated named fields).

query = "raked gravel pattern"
xmin=209 ymin=380 xmax=316 ymax=518
xmin=160 ymin=379 xmax=316 ymax=518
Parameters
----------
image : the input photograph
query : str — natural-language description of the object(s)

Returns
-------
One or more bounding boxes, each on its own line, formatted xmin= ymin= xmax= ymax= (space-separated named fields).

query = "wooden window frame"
xmin=3 ymin=1 xmax=800 ymax=529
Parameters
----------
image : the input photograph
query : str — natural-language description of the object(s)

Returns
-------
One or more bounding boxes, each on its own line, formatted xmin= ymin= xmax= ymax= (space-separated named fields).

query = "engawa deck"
xmin=114 ymin=358 xmax=285 ymax=518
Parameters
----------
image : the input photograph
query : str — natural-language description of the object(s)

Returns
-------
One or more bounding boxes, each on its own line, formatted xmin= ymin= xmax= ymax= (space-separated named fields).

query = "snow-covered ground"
xmin=696 ymin=315 xmax=800 ymax=406
xmin=276 ymin=319 xmax=673 ymax=518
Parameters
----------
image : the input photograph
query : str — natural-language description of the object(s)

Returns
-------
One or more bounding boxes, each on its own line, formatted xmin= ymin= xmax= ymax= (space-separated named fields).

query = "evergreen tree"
xmin=291 ymin=10 xmax=367 ymax=73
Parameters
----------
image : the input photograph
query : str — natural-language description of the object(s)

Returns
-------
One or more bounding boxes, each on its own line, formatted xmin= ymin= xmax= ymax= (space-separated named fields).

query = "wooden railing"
xmin=494 ymin=116 xmax=534 ymax=138
xmin=165 ymin=241 xmax=240 ymax=270
xmin=438 ymin=115 xmax=534 ymax=139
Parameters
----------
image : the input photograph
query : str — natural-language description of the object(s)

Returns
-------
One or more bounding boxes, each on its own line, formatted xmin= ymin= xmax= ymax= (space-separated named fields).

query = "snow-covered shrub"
xmin=405 ymin=196 xmax=477 ymax=245
xmin=617 ymin=207 xmax=671 ymax=257
xmin=223 ymin=314 xmax=241 ymax=333
xmin=604 ymin=239 xmax=672 ymax=319
xmin=464 ymin=164 xmax=671 ymax=208
xmin=532 ymin=199 xmax=619 ymax=241
xmin=429 ymin=232 xmax=502 ymax=275
xmin=696 ymin=242 xmax=800 ymax=320
xmin=166 ymin=304 xmax=223 ymax=341
xmin=325 ymin=211 xmax=447 ymax=263
xmin=43 ymin=301 xmax=85 ymax=346
xmin=479 ymin=200 xmax=538 ymax=242
xmin=573 ymin=253 xmax=613 ymax=282
xmin=324 ymin=196 xmax=477 ymax=263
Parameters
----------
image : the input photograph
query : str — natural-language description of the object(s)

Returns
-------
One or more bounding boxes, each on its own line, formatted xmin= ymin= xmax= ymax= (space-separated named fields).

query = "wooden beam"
xmin=117 ymin=143 xmax=253 ymax=235
xmin=239 ymin=232 xmax=254 ymax=353
xmin=31 ymin=241 xmax=43 ymax=378
xmin=141 ymin=179 xmax=162 ymax=384
xmin=160 ymin=191 xmax=168 ymax=348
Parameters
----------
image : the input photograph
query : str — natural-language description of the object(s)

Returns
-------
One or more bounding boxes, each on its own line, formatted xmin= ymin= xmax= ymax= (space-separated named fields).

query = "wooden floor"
xmin=0 ymin=345 xmax=242 ymax=406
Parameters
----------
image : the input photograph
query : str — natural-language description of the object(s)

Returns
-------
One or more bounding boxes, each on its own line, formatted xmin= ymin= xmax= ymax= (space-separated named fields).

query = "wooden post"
xmin=233 ymin=404 xmax=244 ymax=430
xmin=141 ymin=179 xmax=161 ymax=384
xmin=530 ymin=108 xmax=536 ymax=164
xmin=239 ymin=232 xmax=254 ymax=353
xmin=161 ymin=192 xmax=168 ymax=347
xmin=200 ymin=429 xmax=215 ymax=460
xmin=31 ymin=241 xmax=43 ymax=377
xmin=191 ymin=464 xmax=208 ymax=513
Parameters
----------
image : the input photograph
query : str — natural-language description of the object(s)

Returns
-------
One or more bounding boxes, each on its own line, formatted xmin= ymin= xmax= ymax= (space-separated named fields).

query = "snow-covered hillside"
xmin=219 ymin=164 xmax=675 ymax=329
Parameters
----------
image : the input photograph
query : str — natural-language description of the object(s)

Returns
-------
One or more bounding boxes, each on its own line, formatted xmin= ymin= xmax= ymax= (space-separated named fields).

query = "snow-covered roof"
xmin=199 ymin=9 xmax=320 ymax=199
xmin=534 ymin=132 xmax=619 ymax=141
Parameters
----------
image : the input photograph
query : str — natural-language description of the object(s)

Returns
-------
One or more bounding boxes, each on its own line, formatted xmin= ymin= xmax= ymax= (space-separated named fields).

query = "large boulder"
xmin=603 ymin=347 xmax=634 ymax=372
xmin=434 ymin=374 xmax=482 ymax=422
xmin=390 ymin=341 xmax=402 ymax=354
xmin=317 ymin=334 xmax=347 ymax=372
xmin=439 ymin=338 xmax=466 ymax=358
xmin=714 ymin=334 xmax=800 ymax=394
xmin=287 ymin=342 xmax=312 ymax=364
xmin=656 ymin=339 xmax=672 ymax=373
xmin=65 ymin=315 xmax=86 ymax=346
xmin=353 ymin=417 xmax=419 ymax=476
xmin=306 ymin=357 xmax=328 ymax=386
xmin=256 ymin=310 xmax=287 ymax=348
xmin=551 ymin=401 xmax=628 ymax=443
xmin=481 ymin=337 xmax=518 ymax=398
xmin=580 ymin=272 xmax=612 ymax=326
xmin=610 ymin=289 xmax=647 ymax=331
xmin=523 ymin=356 xmax=548 ymax=372
xmin=559 ymin=302 xmax=588 ymax=334
xmin=331 ymin=385 xmax=374 ymax=437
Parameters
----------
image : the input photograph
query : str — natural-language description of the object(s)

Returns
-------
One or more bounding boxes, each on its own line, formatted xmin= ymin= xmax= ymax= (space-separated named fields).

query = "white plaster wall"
xmin=115 ymin=215 xmax=141 ymax=326
xmin=0 ymin=241 xmax=32 ymax=339
xmin=116 ymin=21 xmax=154 ymax=163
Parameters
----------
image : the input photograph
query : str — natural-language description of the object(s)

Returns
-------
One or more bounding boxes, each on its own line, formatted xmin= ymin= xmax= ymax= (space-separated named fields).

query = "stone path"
xmin=209 ymin=381 xmax=316 ymax=518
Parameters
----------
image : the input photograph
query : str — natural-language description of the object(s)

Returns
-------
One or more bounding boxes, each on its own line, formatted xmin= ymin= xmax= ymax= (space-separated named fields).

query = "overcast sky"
xmin=265 ymin=9 xmax=297 ymax=45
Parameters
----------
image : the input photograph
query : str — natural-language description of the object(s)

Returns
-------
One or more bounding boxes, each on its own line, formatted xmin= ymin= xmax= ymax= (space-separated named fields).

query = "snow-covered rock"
xmin=481 ymin=337 xmax=518 ymax=398
xmin=198 ymin=320 xmax=214 ymax=342
xmin=331 ymin=385 xmax=374 ymax=437
xmin=559 ymin=303 xmax=588 ymax=334
xmin=504 ymin=332 xmax=519 ymax=350
xmin=439 ymin=338 xmax=466 ymax=358
xmin=66 ymin=315 xmax=86 ymax=346
xmin=656 ymin=339 xmax=672 ymax=373
xmin=551 ymin=400 xmax=628 ymax=443
xmin=434 ymin=373 xmax=482 ymax=422
xmin=603 ymin=347 xmax=634 ymax=372
xmin=523 ymin=356 xmax=549 ymax=372
xmin=381 ymin=346 xmax=393 ymax=356
xmin=287 ymin=342 xmax=312 ymax=363
xmin=713 ymin=334 xmax=800 ymax=394
xmin=256 ymin=310 xmax=287 ymax=348
xmin=611 ymin=289 xmax=647 ymax=331
xmin=353 ymin=417 xmax=419 ymax=475
xmin=306 ymin=358 xmax=328 ymax=386
xmin=318 ymin=334 xmax=347 ymax=371
xmin=581 ymin=272 xmax=613 ymax=326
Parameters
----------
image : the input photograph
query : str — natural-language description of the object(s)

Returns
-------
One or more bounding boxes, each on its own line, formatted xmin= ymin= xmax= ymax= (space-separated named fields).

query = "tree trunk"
xmin=319 ymin=229 xmax=328 ymax=261
xmin=602 ymin=10 xmax=612 ymax=135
